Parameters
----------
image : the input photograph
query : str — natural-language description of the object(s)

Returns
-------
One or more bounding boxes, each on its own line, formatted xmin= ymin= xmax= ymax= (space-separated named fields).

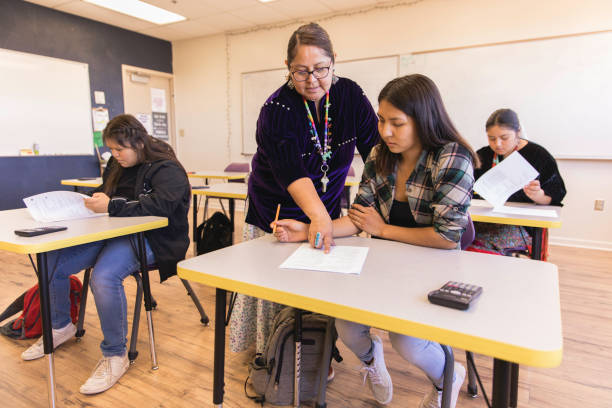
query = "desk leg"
xmin=37 ymin=253 xmax=57 ymax=408
xmin=193 ymin=194 xmax=199 ymax=257
xmin=294 ymin=309 xmax=303 ymax=408
xmin=531 ymin=228 xmax=543 ymax=260
xmin=213 ymin=288 xmax=227 ymax=407
xmin=137 ymin=233 xmax=158 ymax=370
xmin=510 ymin=363 xmax=519 ymax=407
xmin=492 ymin=358 xmax=511 ymax=407
xmin=440 ymin=345 xmax=454 ymax=408
xmin=229 ymin=198 xmax=235 ymax=243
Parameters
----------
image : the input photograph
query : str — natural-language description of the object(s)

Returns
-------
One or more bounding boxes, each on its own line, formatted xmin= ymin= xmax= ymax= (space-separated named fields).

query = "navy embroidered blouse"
xmin=246 ymin=77 xmax=379 ymax=231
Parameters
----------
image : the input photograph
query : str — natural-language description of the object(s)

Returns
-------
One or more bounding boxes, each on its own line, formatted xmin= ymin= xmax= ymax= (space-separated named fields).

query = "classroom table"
xmin=60 ymin=177 xmax=102 ymax=191
xmin=178 ymin=235 xmax=563 ymax=408
xmin=468 ymin=199 xmax=562 ymax=260
xmin=188 ymin=170 xmax=249 ymax=184
xmin=0 ymin=209 xmax=167 ymax=408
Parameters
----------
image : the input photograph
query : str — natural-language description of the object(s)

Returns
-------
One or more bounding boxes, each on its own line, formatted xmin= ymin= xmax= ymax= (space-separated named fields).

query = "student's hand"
xmin=84 ymin=192 xmax=110 ymax=213
xmin=523 ymin=180 xmax=550 ymax=205
xmin=308 ymin=214 xmax=334 ymax=253
xmin=273 ymin=219 xmax=308 ymax=242
xmin=348 ymin=204 xmax=386 ymax=236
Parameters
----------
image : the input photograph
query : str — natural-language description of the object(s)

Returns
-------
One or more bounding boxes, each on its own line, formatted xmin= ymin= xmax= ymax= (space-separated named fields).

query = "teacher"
xmin=230 ymin=22 xmax=379 ymax=354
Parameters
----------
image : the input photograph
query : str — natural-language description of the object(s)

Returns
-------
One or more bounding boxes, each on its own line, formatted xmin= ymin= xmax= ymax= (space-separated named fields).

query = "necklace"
xmin=492 ymin=142 xmax=519 ymax=167
xmin=303 ymin=92 xmax=332 ymax=192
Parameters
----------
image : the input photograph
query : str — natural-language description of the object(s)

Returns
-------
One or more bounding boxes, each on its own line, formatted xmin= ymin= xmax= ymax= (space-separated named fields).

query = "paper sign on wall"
xmin=151 ymin=88 xmax=167 ymax=113
xmin=92 ymin=108 xmax=109 ymax=131
xmin=152 ymin=112 xmax=169 ymax=140
xmin=136 ymin=113 xmax=153 ymax=135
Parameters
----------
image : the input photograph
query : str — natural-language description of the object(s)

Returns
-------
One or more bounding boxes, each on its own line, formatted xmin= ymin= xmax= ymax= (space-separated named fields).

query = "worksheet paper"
xmin=473 ymin=152 xmax=539 ymax=209
xmin=279 ymin=244 xmax=369 ymax=275
xmin=23 ymin=191 xmax=106 ymax=222
xmin=491 ymin=205 xmax=558 ymax=218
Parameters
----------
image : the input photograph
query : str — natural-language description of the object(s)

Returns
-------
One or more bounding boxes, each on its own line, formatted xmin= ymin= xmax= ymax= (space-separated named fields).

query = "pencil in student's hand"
xmin=272 ymin=204 xmax=281 ymax=234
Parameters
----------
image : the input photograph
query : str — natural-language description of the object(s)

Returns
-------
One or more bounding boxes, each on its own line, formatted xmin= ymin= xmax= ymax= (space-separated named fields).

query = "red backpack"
xmin=0 ymin=276 xmax=82 ymax=339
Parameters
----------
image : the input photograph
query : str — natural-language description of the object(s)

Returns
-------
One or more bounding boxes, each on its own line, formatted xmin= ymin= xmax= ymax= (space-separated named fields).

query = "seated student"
xmin=273 ymin=74 xmax=478 ymax=408
xmin=20 ymin=114 xmax=191 ymax=395
xmin=472 ymin=108 xmax=566 ymax=254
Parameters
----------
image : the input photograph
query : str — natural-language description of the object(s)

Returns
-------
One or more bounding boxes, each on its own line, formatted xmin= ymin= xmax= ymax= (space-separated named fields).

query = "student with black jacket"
xmin=20 ymin=114 xmax=190 ymax=395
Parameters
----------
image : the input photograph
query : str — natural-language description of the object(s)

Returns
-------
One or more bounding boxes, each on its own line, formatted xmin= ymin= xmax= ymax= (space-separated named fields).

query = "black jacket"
xmin=93 ymin=157 xmax=190 ymax=282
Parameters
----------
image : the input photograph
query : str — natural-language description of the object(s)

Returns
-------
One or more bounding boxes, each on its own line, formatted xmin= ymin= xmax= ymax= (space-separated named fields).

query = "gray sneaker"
xmin=21 ymin=322 xmax=76 ymax=361
xmin=360 ymin=334 xmax=393 ymax=405
xmin=419 ymin=362 xmax=466 ymax=408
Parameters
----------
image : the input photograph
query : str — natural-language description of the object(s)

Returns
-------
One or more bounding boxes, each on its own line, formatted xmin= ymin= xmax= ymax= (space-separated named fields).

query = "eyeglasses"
xmin=290 ymin=66 xmax=331 ymax=82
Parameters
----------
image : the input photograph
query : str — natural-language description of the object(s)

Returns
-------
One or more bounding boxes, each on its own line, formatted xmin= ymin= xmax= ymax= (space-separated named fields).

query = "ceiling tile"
xmin=165 ymin=18 xmax=225 ymax=38
xmin=143 ymin=0 xmax=224 ymax=19
xmin=191 ymin=12 xmax=253 ymax=32
xmin=317 ymin=0 xmax=379 ymax=12
xmin=56 ymin=1 xmax=155 ymax=31
xmin=24 ymin=0 xmax=75 ymax=7
xmin=228 ymin=4 xmax=289 ymax=26
xmin=265 ymin=0 xmax=333 ymax=20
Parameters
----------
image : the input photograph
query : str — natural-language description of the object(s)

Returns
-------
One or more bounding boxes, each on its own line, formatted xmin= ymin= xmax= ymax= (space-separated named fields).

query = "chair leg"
xmin=75 ymin=268 xmax=92 ymax=340
xmin=466 ymin=351 xmax=478 ymax=397
xmin=128 ymin=273 xmax=144 ymax=364
xmin=440 ymin=345 xmax=455 ymax=408
xmin=218 ymin=198 xmax=227 ymax=217
xmin=203 ymin=197 xmax=210 ymax=220
xmin=180 ymin=279 xmax=209 ymax=325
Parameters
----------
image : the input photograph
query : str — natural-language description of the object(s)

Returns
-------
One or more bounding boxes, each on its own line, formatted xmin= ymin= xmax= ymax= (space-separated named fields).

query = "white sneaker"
xmin=79 ymin=354 xmax=129 ymax=395
xmin=21 ymin=322 xmax=76 ymax=361
xmin=419 ymin=362 xmax=466 ymax=408
xmin=360 ymin=334 xmax=393 ymax=405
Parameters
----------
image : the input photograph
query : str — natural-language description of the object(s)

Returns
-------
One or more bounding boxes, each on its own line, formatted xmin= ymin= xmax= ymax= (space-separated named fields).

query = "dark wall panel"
xmin=0 ymin=0 xmax=172 ymax=209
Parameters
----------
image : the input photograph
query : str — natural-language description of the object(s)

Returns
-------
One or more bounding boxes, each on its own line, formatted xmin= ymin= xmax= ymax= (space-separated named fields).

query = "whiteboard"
xmin=241 ymin=56 xmax=398 ymax=154
xmin=400 ymin=32 xmax=612 ymax=159
xmin=0 ymin=48 xmax=94 ymax=156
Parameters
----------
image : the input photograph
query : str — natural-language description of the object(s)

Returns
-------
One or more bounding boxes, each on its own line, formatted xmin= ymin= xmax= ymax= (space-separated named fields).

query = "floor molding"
xmin=549 ymin=236 xmax=612 ymax=251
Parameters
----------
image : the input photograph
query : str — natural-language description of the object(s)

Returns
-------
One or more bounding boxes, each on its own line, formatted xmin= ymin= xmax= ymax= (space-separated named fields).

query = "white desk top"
xmin=61 ymin=178 xmax=102 ymax=188
xmin=188 ymin=171 xmax=248 ymax=180
xmin=179 ymin=235 xmax=562 ymax=368
xmin=192 ymin=183 xmax=248 ymax=199
xmin=0 ymin=209 xmax=167 ymax=254
xmin=469 ymin=199 xmax=562 ymax=228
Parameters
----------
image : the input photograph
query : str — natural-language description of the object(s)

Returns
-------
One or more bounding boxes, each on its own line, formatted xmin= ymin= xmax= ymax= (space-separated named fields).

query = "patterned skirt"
xmin=228 ymin=223 xmax=285 ymax=353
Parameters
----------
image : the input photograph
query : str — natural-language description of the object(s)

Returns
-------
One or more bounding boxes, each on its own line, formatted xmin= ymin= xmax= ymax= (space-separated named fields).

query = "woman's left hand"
xmin=348 ymin=203 xmax=386 ymax=236
xmin=84 ymin=192 xmax=110 ymax=213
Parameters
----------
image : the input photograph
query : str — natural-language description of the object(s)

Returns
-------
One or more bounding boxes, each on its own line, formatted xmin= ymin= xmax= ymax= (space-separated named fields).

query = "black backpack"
xmin=196 ymin=211 xmax=233 ymax=255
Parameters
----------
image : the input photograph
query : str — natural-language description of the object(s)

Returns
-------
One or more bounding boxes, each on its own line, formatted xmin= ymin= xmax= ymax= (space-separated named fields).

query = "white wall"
xmin=172 ymin=0 xmax=612 ymax=249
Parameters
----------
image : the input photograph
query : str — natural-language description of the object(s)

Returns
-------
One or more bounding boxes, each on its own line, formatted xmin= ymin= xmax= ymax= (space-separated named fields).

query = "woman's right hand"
xmin=307 ymin=214 xmax=334 ymax=253
xmin=273 ymin=219 xmax=308 ymax=242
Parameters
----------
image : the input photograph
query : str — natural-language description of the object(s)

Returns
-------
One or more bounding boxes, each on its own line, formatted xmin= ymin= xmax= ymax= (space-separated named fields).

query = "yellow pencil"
xmin=272 ymin=204 xmax=281 ymax=234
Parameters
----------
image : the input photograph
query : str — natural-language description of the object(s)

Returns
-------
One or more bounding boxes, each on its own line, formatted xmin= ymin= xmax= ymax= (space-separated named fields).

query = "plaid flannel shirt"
xmin=353 ymin=142 xmax=474 ymax=245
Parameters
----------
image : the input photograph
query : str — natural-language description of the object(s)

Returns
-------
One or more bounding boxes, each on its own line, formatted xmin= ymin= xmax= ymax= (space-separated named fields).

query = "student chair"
xmin=203 ymin=162 xmax=250 ymax=219
xmin=340 ymin=166 xmax=356 ymax=211
xmin=75 ymin=262 xmax=209 ymax=369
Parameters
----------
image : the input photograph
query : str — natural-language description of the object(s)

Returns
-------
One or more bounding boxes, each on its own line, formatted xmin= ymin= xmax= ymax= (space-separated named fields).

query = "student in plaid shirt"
xmin=274 ymin=74 xmax=479 ymax=408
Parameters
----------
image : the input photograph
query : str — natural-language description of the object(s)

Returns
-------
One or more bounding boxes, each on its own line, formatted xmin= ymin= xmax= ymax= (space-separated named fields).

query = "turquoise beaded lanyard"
xmin=303 ymin=91 xmax=331 ymax=192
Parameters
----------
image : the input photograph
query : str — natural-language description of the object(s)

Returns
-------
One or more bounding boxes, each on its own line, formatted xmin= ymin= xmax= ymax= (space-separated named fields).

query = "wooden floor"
xmin=0 ymin=209 xmax=611 ymax=407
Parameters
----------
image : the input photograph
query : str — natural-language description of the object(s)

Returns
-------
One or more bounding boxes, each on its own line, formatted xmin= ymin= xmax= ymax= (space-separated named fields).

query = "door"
xmin=121 ymin=64 xmax=177 ymax=152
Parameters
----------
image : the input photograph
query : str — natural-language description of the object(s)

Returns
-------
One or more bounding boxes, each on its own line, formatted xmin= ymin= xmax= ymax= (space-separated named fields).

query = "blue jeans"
xmin=46 ymin=235 xmax=155 ymax=357
xmin=336 ymin=319 xmax=446 ymax=388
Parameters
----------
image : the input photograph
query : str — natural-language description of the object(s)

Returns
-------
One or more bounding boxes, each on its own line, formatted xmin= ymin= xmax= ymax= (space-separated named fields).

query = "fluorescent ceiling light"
xmin=83 ymin=0 xmax=186 ymax=25
xmin=258 ymin=0 xmax=278 ymax=3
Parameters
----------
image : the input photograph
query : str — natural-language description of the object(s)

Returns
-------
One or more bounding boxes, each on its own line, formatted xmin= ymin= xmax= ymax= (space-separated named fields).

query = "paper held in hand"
xmin=280 ymin=243 xmax=369 ymax=275
xmin=473 ymin=152 xmax=539 ymax=209
xmin=23 ymin=191 xmax=107 ymax=222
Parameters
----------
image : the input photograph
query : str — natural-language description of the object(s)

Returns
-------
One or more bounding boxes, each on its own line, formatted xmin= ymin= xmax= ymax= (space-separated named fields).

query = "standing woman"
xmin=274 ymin=74 xmax=478 ymax=408
xmin=230 ymin=22 xmax=379 ymax=354
xmin=472 ymin=109 xmax=566 ymax=254
xmin=20 ymin=114 xmax=191 ymax=395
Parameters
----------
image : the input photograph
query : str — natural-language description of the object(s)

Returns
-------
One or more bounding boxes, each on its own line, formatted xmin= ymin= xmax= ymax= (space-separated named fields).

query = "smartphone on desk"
xmin=15 ymin=226 xmax=67 ymax=237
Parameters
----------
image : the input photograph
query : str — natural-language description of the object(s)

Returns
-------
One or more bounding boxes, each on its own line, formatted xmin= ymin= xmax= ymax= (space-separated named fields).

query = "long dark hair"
xmin=486 ymin=108 xmax=521 ymax=132
xmin=286 ymin=23 xmax=335 ymax=66
xmin=102 ymin=114 xmax=183 ymax=195
xmin=375 ymin=74 xmax=480 ymax=176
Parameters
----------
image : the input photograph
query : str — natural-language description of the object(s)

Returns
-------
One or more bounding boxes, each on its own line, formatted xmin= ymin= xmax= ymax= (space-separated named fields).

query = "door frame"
xmin=121 ymin=64 xmax=178 ymax=154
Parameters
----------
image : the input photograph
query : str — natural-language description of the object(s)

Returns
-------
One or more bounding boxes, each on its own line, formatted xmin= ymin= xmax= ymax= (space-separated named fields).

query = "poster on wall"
xmin=136 ymin=113 xmax=153 ymax=135
xmin=152 ymin=112 xmax=169 ymax=140
xmin=151 ymin=88 xmax=167 ymax=113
